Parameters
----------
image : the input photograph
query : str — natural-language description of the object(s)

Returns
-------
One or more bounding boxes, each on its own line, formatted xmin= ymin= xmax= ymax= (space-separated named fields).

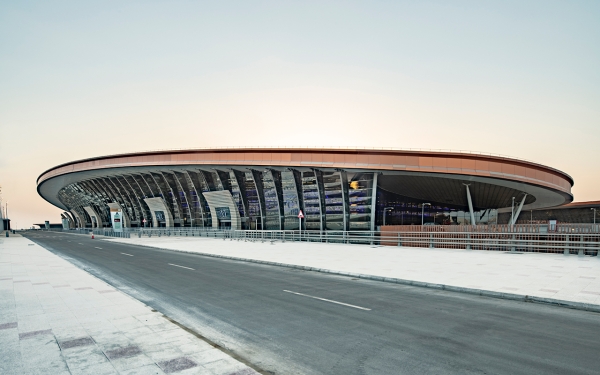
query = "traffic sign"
xmin=298 ymin=210 xmax=304 ymax=219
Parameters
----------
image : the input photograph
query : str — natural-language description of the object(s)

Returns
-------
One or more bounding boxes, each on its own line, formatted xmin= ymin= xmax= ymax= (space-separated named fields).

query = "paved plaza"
xmin=108 ymin=235 xmax=600 ymax=307
xmin=0 ymin=232 xmax=258 ymax=375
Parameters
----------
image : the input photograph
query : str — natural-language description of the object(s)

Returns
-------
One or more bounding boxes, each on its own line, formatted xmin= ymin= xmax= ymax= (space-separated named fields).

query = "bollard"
xmin=5 ymin=231 xmax=8 ymax=237
xmin=91 ymin=233 xmax=95 ymax=239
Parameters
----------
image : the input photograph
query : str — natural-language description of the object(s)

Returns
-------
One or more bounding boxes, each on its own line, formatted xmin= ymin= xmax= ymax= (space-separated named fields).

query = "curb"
xmin=108 ymin=239 xmax=600 ymax=314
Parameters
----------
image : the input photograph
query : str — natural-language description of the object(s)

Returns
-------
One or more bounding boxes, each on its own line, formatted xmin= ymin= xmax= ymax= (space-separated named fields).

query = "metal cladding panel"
xmin=83 ymin=206 xmax=101 ymax=228
xmin=203 ymin=191 xmax=241 ymax=230
xmin=144 ymin=197 xmax=174 ymax=228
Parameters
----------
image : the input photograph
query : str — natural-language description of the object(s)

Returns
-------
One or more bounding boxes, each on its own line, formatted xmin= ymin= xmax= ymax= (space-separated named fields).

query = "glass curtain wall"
xmin=281 ymin=170 xmax=302 ymax=230
xmin=348 ymin=173 xmax=375 ymax=230
xmin=301 ymin=171 xmax=324 ymax=230
xmin=244 ymin=172 xmax=263 ymax=229
xmin=228 ymin=171 xmax=247 ymax=228
xmin=263 ymin=171 xmax=283 ymax=230
xmin=322 ymin=171 xmax=347 ymax=231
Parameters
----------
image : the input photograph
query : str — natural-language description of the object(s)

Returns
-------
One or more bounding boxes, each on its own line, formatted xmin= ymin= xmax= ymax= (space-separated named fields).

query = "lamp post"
xmin=383 ymin=207 xmax=393 ymax=226
xmin=421 ymin=203 xmax=431 ymax=226
xmin=592 ymin=208 xmax=597 ymax=226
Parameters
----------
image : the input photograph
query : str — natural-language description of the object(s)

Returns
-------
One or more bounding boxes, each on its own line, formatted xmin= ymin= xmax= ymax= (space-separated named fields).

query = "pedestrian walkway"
xmin=107 ymin=236 xmax=600 ymax=307
xmin=0 ymin=232 xmax=258 ymax=375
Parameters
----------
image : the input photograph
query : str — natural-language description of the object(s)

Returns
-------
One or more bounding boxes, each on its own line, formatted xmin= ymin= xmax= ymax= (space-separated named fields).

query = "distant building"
xmin=498 ymin=201 xmax=600 ymax=224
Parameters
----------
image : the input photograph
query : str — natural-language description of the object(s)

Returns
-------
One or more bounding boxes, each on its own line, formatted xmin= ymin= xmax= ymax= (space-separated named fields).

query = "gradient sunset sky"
xmin=1 ymin=1 xmax=598 ymax=228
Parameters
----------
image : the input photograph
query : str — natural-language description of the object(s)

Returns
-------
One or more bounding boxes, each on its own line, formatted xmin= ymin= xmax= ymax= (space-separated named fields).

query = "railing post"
xmin=564 ymin=234 xmax=570 ymax=255
xmin=429 ymin=233 xmax=433 ymax=248
xmin=578 ymin=235 xmax=585 ymax=256
xmin=466 ymin=233 xmax=471 ymax=250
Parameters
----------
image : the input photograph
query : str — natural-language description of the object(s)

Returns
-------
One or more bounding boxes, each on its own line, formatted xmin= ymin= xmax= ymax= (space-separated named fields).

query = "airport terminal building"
xmin=37 ymin=148 xmax=575 ymax=230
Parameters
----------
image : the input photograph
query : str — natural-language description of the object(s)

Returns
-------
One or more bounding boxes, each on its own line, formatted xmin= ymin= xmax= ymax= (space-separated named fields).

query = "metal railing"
xmin=40 ymin=227 xmax=600 ymax=256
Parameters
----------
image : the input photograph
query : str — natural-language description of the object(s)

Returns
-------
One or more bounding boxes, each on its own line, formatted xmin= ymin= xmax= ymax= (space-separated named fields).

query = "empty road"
xmin=23 ymin=231 xmax=600 ymax=375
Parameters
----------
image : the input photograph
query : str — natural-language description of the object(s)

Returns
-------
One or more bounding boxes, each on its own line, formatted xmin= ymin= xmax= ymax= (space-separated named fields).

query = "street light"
xmin=592 ymin=208 xmax=597 ymax=226
xmin=383 ymin=207 xmax=393 ymax=226
xmin=421 ymin=203 xmax=431 ymax=226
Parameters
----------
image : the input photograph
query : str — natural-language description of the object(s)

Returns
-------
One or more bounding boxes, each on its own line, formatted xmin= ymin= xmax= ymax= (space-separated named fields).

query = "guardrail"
xmin=40 ymin=228 xmax=600 ymax=255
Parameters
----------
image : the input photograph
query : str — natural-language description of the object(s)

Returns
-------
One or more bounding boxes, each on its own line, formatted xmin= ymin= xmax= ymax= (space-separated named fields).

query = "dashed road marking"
xmin=283 ymin=290 xmax=371 ymax=311
xmin=168 ymin=263 xmax=195 ymax=271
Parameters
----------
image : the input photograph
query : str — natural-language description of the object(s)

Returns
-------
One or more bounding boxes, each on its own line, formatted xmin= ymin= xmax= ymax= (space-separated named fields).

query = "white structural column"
xmin=370 ymin=173 xmax=378 ymax=231
xmin=464 ymin=184 xmax=476 ymax=225
xmin=70 ymin=210 xmax=83 ymax=228
xmin=143 ymin=197 xmax=174 ymax=227
xmin=510 ymin=194 xmax=528 ymax=226
xmin=106 ymin=202 xmax=130 ymax=227
xmin=83 ymin=206 xmax=102 ymax=228
xmin=203 ymin=191 xmax=241 ymax=230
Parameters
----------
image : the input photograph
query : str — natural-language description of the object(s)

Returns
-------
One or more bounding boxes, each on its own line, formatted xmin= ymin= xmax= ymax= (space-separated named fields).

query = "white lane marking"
xmin=78 ymin=243 xmax=83 ymax=245
xmin=95 ymin=247 xmax=102 ymax=249
xmin=283 ymin=290 xmax=371 ymax=311
xmin=121 ymin=253 xmax=134 ymax=256
xmin=168 ymin=263 xmax=195 ymax=271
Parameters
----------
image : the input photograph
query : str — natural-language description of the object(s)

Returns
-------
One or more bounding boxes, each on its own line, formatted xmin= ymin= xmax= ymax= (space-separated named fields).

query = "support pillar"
xmin=510 ymin=194 xmax=528 ymax=226
xmin=464 ymin=184 xmax=476 ymax=225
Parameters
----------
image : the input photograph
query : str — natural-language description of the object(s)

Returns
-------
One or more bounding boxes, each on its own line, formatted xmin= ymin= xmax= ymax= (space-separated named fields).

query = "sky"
xmin=0 ymin=1 xmax=598 ymax=228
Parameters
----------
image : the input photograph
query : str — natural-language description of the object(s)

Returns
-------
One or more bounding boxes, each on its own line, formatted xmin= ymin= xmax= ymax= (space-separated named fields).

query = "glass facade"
xmin=56 ymin=167 xmax=500 ymax=229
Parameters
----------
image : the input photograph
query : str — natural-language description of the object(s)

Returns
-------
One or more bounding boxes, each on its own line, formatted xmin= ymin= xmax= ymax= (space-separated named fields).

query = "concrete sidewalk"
xmin=0 ymin=233 xmax=259 ymax=375
xmin=107 ymin=236 xmax=600 ymax=308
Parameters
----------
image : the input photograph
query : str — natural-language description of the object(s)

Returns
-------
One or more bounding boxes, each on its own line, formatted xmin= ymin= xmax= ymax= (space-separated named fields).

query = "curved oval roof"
xmin=38 ymin=147 xmax=573 ymax=196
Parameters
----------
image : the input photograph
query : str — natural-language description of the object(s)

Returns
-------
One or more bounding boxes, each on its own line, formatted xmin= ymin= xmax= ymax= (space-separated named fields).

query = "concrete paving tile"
xmin=0 ymin=346 xmax=22 ymax=374
xmin=62 ymin=345 xmax=110 ymax=369
xmin=178 ymin=342 xmax=215 ymax=356
xmin=123 ymin=325 xmax=155 ymax=337
xmin=59 ymin=336 xmax=95 ymax=349
xmin=105 ymin=344 xmax=143 ymax=360
xmin=18 ymin=328 xmax=53 ymax=340
xmin=201 ymin=358 xmax=251 ymax=375
xmin=69 ymin=361 xmax=119 ymax=375
xmin=187 ymin=349 xmax=231 ymax=366
xmin=108 ymin=353 xmax=155 ymax=372
xmin=52 ymin=326 xmax=90 ymax=341
xmin=0 ymin=321 xmax=18 ymax=330
xmin=142 ymin=345 xmax=185 ymax=362
xmin=120 ymin=364 xmax=166 ymax=375
xmin=20 ymin=343 xmax=64 ymax=368
xmin=157 ymin=356 xmax=198 ymax=373
xmin=22 ymin=359 xmax=71 ymax=375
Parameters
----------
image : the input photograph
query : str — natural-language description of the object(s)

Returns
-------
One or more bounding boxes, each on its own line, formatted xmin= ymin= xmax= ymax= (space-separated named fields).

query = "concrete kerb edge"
xmin=117 ymin=241 xmax=600 ymax=314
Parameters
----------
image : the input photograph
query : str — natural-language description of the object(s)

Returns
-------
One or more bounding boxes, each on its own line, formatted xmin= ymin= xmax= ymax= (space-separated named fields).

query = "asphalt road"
xmin=23 ymin=231 xmax=600 ymax=375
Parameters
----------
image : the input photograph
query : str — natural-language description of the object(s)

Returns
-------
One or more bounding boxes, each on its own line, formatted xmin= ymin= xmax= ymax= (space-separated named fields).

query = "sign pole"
xmin=297 ymin=210 xmax=304 ymax=242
